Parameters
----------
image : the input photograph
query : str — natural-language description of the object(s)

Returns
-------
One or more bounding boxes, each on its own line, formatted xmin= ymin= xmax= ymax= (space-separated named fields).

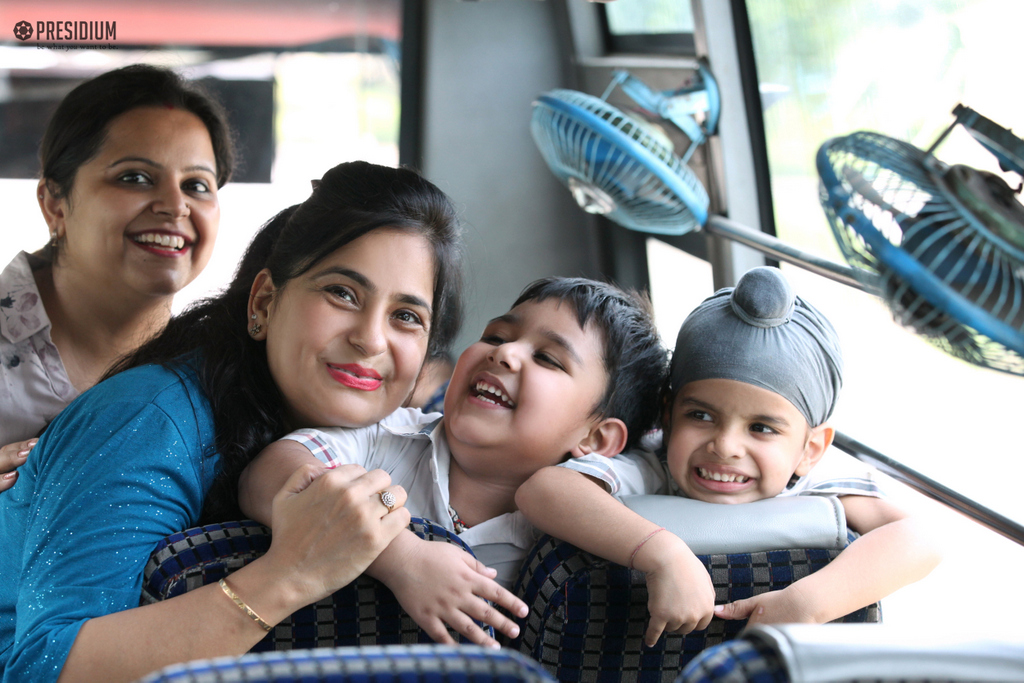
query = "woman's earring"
xmin=249 ymin=313 xmax=262 ymax=337
xmin=49 ymin=231 xmax=58 ymax=248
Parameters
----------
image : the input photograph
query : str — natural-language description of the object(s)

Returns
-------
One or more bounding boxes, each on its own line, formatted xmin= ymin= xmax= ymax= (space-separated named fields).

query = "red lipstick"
xmin=327 ymin=363 xmax=383 ymax=391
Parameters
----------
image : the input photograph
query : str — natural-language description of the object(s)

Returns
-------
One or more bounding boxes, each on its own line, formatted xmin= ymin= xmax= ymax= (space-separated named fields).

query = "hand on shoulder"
xmin=259 ymin=464 xmax=411 ymax=607
xmin=0 ymin=439 xmax=36 ymax=493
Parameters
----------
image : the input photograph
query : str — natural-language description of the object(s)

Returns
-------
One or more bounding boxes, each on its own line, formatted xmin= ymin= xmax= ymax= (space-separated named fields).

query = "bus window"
xmin=742 ymin=0 xmax=1023 ymax=629
xmin=604 ymin=0 xmax=696 ymax=55
xmin=0 ymin=0 xmax=401 ymax=313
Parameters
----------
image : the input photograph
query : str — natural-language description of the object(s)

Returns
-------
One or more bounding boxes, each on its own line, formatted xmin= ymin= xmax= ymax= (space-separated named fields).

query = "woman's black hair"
xmin=40 ymin=64 xmax=235 ymax=202
xmin=105 ymin=161 xmax=463 ymax=522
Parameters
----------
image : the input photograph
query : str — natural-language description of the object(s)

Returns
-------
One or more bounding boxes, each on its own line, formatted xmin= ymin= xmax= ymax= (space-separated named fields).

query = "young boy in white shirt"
xmin=239 ymin=276 xmax=668 ymax=649
xmin=516 ymin=267 xmax=942 ymax=647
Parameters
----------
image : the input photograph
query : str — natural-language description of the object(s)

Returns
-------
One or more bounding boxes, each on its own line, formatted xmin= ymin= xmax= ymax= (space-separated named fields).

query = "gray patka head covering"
xmin=670 ymin=267 xmax=843 ymax=427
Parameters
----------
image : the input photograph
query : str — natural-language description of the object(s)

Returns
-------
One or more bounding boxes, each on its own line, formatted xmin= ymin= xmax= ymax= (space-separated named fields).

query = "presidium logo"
xmin=13 ymin=19 xmax=117 ymax=42
xmin=13 ymin=21 xmax=32 ymax=40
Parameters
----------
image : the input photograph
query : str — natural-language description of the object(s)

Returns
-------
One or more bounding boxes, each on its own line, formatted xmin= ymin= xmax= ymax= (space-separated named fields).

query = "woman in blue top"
xmin=0 ymin=161 xmax=464 ymax=683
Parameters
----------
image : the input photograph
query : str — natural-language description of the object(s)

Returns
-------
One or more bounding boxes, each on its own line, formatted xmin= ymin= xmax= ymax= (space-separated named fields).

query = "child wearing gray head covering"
xmin=516 ymin=267 xmax=940 ymax=643
xmin=671 ymin=266 xmax=839 ymax=428
xmin=670 ymin=266 xmax=843 ymax=428
xmin=655 ymin=267 xmax=847 ymax=501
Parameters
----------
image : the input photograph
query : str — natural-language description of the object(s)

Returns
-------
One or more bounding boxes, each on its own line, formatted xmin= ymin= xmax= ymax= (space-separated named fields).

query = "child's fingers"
xmin=459 ymin=595 xmax=521 ymax=641
xmin=422 ymin=617 xmax=459 ymax=646
xmin=714 ymin=600 xmax=754 ymax=620
xmin=644 ymin=617 xmax=668 ymax=647
xmin=424 ymin=607 xmax=496 ymax=648
xmin=461 ymin=555 xmax=499 ymax=579
xmin=446 ymin=613 xmax=501 ymax=649
xmin=651 ymin=608 xmax=714 ymax=643
xmin=434 ymin=563 xmax=523 ymax=642
xmin=696 ymin=610 xmax=714 ymax=631
xmin=490 ymin=590 xmax=528 ymax=624
xmin=428 ymin=554 xmax=526 ymax=643
xmin=460 ymin=560 xmax=528 ymax=620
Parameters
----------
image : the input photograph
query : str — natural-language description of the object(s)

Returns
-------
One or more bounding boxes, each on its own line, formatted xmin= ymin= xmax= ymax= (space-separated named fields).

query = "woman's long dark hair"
xmin=105 ymin=161 xmax=463 ymax=522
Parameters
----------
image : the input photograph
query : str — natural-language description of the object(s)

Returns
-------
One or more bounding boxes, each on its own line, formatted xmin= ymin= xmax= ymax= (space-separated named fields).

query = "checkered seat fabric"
xmin=509 ymin=533 xmax=879 ymax=683
xmin=141 ymin=518 xmax=492 ymax=649
xmin=134 ymin=644 xmax=558 ymax=683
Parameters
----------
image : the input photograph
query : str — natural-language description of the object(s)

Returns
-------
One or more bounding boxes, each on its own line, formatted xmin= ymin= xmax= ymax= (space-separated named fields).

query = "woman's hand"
xmin=0 ymin=438 xmax=36 ymax=492
xmin=260 ymin=463 xmax=411 ymax=607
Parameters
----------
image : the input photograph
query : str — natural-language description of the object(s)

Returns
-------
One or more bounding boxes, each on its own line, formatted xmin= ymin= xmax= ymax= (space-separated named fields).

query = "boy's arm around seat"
xmin=239 ymin=437 xmax=527 ymax=647
xmin=715 ymin=494 xmax=943 ymax=624
xmin=516 ymin=463 xmax=716 ymax=645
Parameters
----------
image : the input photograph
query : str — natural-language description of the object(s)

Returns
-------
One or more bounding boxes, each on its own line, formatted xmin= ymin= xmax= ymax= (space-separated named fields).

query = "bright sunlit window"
xmin=745 ymin=0 xmax=1024 ymax=629
xmin=603 ymin=0 xmax=695 ymax=55
xmin=604 ymin=0 xmax=695 ymax=34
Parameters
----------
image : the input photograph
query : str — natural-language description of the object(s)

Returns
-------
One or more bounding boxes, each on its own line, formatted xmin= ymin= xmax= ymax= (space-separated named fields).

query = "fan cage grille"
xmin=531 ymin=89 xmax=709 ymax=236
xmin=818 ymin=131 xmax=1024 ymax=375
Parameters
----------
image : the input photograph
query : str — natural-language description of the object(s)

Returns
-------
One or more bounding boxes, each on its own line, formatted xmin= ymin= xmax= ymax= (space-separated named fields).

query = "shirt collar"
xmin=381 ymin=415 xmax=453 ymax=517
xmin=381 ymin=415 xmax=444 ymax=441
xmin=0 ymin=251 xmax=52 ymax=343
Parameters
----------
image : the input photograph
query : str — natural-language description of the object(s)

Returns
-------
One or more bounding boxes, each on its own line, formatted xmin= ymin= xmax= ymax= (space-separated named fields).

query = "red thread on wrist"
xmin=628 ymin=527 xmax=666 ymax=570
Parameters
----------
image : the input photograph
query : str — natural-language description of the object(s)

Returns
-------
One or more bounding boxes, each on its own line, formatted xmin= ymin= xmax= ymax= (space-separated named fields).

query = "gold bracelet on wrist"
xmin=218 ymin=578 xmax=272 ymax=632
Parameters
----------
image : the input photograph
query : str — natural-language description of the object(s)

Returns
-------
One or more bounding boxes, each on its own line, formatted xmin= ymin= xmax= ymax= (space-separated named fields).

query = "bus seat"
xmin=677 ymin=624 xmax=1024 ymax=683
xmin=141 ymin=518 xmax=492 ymax=649
xmin=673 ymin=636 xmax=788 ymax=683
xmin=619 ymin=496 xmax=850 ymax=555
xmin=134 ymin=644 xmax=557 ymax=683
xmin=508 ymin=496 xmax=879 ymax=682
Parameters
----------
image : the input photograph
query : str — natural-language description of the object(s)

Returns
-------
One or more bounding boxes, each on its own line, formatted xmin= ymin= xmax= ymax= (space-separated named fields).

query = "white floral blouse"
xmin=0 ymin=251 xmax=77 ymax=443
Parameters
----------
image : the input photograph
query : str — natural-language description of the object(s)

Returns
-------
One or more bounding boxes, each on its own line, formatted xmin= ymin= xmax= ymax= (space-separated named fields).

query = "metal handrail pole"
xmin=832 ymin=431 xmax=1024 ymax=547
xmin=704 ymin=216 xmax=884 ymax=295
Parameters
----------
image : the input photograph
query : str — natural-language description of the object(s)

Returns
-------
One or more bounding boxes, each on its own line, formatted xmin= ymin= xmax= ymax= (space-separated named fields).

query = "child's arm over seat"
xmin=516 ymin=464 xmax=716 ymax=646
xmin=715 ymin=496 xmax=942 ymax=624
xmin=239 ymin=435 xmax=527 ymax=647
xmin=239 ymin=439 xmax=329 ymax=526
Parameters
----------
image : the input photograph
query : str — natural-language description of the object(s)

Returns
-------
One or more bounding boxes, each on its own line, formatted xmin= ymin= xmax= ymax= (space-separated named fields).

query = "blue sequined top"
xmin=0 ymin=362 xmax=220 ymax=682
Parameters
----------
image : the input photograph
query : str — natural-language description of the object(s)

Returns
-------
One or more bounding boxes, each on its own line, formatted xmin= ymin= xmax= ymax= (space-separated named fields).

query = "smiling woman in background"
xmin=0 ymin=64 xmax=234 ymax=486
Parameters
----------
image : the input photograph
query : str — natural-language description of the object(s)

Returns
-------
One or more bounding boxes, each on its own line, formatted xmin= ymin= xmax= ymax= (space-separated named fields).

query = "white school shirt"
xmin=282 ymin=408 xmax=541 ymax=589
xmin=0 ymin=252 xmax=78 ymax=444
